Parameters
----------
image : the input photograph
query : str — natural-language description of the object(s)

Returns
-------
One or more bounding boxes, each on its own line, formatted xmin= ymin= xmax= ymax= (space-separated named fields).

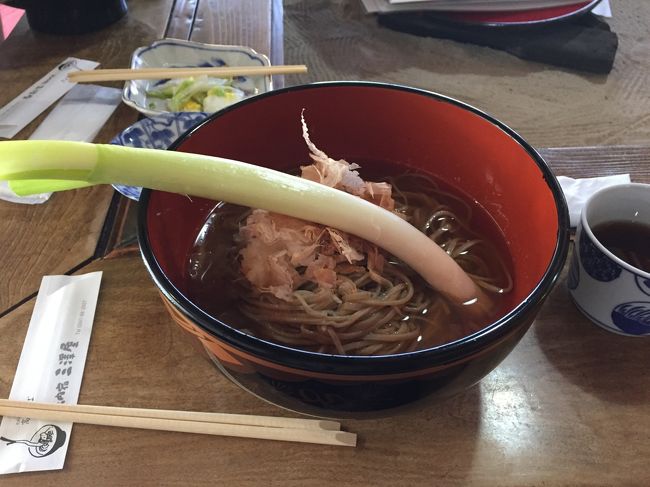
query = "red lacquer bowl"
xmin=137 ymin=82 xmax=569 ymax=417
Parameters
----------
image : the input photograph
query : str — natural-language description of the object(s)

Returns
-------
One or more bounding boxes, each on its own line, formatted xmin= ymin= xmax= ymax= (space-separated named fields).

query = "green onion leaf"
xmin=0 ymin=139 xmax=490 ymax=315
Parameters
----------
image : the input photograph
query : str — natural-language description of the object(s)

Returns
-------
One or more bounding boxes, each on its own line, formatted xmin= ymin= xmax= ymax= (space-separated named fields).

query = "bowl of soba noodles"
xmin=137 ymin=81 xmax=570 ymax=417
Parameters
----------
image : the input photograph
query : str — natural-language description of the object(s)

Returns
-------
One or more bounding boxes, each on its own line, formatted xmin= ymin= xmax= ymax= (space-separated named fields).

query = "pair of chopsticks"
xmin=0 ymin=399 xmax=356 ymax=447
xmin=67 ymin=64 xmax=308 ymax=83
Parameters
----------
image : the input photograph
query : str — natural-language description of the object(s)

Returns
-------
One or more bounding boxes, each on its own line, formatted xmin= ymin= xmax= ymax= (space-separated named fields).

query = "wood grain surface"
xmin=188 ymin=0 xmax=286 ymax=85
xmin=283 ymin=0 xmax=650 ymax=149
xmin=0 ymin=187 xmax=114 ymax=314
xmin=190 ymin=0 xmax=275 ymax=55
xmin=540 ymin=145 xmax=650 ymax=180
xmin=0 ymin=0 xmax=176 ymax=315
xmin=0 ymin=0 xmax=281 ymax=315
xmin=164 ymin=0 xmax=283 ymax=67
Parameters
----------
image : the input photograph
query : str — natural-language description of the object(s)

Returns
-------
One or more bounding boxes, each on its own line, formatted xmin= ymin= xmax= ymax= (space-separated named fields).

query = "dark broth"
xmin=183 ymin=162 xmax=514 ymax=352
xmin=592 ymin=220 xmax=650 ymax=273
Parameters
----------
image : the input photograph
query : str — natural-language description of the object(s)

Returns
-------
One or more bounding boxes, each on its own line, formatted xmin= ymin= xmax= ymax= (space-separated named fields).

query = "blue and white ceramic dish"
xmin=122 ymin=39 xmax=272 ymax=117
xmin=110 ymin=112 xmax=209 ymax=200
xmin=569 ymin=183 xmax=650 ymax=336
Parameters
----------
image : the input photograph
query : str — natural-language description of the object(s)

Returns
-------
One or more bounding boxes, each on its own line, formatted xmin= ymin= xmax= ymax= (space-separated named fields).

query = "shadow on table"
xmin=533 ymin=252 xmax=650 ymax=405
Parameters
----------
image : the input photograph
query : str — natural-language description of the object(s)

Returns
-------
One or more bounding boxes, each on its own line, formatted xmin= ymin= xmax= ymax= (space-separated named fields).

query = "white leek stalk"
xmin=0 ymin=140 xmax=491 ymax=316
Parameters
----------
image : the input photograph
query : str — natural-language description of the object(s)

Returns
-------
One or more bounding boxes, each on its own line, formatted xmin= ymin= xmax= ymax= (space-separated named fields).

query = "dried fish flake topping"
xmin=238 ymin=114 xmax=397 ymax=301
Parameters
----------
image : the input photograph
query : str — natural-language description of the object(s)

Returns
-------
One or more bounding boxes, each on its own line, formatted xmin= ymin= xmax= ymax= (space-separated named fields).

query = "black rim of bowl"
xmin=137 ymin=81 xmax=570 ymax=376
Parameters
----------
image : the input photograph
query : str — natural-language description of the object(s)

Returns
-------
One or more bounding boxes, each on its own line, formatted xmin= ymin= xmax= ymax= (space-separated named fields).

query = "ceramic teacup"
xmin=568 ymin=183 xmax=650 ymax=335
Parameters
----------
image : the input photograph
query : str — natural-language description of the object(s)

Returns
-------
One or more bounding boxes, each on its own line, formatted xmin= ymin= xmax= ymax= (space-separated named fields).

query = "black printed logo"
xmin=58 ymin=60 xmax=78 ymax=71
xmin=1 ymin=424 xmax=67 ymax=458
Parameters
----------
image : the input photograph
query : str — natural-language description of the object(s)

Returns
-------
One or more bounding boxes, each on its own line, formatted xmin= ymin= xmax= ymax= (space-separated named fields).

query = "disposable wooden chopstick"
xmin=0 ymin=399 xmax=339 ymax=430
xmin=67 ymin=64 xmax=308 ymax=83
xmin=0 ymin=400 xmax=356 ymax=447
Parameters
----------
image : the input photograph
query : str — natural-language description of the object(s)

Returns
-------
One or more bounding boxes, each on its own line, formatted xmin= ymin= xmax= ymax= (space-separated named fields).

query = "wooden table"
xmin=1 ymin=1 xmax=650 ymax=485
xmin=0 ymin=0 xmax=282 ymax=314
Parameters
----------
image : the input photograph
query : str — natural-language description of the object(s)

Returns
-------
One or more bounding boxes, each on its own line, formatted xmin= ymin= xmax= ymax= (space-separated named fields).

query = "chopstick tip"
xmin=336 ymin=431 xmax=358 ymax=447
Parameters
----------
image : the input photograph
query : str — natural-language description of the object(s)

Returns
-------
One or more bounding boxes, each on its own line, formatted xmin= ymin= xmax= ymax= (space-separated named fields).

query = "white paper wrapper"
xmin=29 ymin=84 xmax=122 ymax=142
xmin=0 ymin=272 xmax=102 ymax=475
xmin=0 ymin=58 xmax=99 ymax=139
xmin=592 ymin=0 xmax=612 ymax=18
xmin=0 ymin=83 xmax=121 ymax=204
xmin=0 ymin=181 xmax=51 ymax=205
xmin=557 ymin=173 xmax=631 ymax=227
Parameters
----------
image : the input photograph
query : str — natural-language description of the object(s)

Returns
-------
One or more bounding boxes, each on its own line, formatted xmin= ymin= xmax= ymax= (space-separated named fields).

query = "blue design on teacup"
xmin=610 ymin=301 xmax=650 ymax=335
xmin=579 ymin=233 xmax=622 ymax=282
xmin=635 ymin=276 xmax=650 ymax=297
xmin=110 ymin=112 xmax=209 ymax=200
xmin=567 ymin=250 xmax=580 ymax=290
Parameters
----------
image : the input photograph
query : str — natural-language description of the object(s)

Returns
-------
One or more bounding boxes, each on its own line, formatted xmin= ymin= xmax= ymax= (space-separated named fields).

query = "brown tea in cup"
xmin=592 ymin=220 xmax=650 ymax=273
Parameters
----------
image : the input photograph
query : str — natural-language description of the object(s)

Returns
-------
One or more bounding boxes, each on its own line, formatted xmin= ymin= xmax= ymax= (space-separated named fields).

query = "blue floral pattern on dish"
xmin=579 ymin=232 xmax=622 ymax=282
xmin=635 ymin=275 xmax=650 ymax=297
xmin=110 ymin=112 xmax=209 ymax=200
xmin=611 ymin=301 xmax=650 ymax=335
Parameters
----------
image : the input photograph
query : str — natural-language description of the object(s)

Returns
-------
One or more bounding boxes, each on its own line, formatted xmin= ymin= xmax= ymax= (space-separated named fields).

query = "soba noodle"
xmin=186 ymin=172 xmax=512 ymax=356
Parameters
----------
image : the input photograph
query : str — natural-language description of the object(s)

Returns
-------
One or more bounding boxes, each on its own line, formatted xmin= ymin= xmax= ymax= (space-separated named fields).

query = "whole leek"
xmin=0 ymin=140 xmax=491 ymax=316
